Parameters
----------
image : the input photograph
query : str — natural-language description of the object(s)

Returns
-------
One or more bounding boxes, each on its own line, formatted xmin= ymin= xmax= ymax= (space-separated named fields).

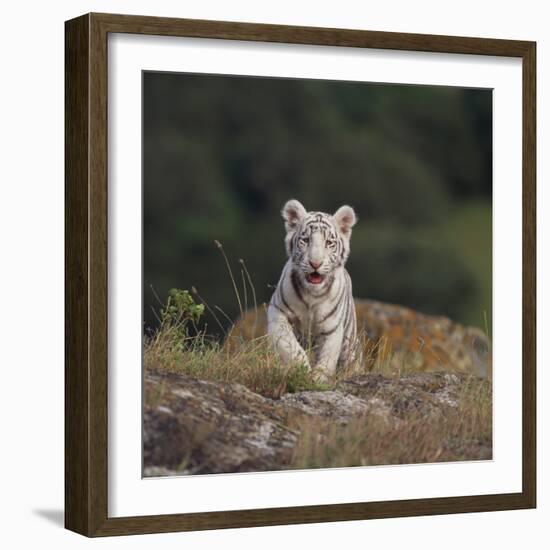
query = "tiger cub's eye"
xmin=300 ymin=237 xmax=309 ymax=245
xmin=326 ymin=239 xmax=335 ymax=247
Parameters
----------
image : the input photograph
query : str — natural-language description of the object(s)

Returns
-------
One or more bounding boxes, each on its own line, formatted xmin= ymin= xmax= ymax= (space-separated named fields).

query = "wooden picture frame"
xmin=65 ymin=12 xmax=536 ymax=537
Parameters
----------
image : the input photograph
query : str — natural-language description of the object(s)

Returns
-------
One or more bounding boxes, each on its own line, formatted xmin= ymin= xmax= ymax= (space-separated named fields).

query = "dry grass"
xmin=144 ymin=286 xmax=377 ymax=397
xmin=144 ymin=328 xmax=335 ymax=399
xmin=145 ymin=315 xmax=481 ymax=397
xmin=143 ymin=320 xmax=411 ymax=399
xmin=145 ymin=285 xmax=338 ymax=398
xmin=288 ymin=375 xmax=492 ymax=468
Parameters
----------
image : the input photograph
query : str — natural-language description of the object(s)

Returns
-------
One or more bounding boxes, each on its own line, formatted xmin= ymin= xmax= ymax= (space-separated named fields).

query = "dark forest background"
xmin=143 ymin=72 xmax=492 ymax=338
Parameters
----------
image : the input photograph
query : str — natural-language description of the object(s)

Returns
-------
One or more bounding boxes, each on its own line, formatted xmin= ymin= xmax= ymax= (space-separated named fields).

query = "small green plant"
xmin=284 ymin=364 xmax=332 ymax=393
xmin=159 ymin=289 xmax=204 ymax=346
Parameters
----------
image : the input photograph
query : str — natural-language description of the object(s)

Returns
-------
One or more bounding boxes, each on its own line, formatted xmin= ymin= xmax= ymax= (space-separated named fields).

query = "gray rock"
xmin=143 ymin=370 xmax=490 ymax=475
xmin=144 ymin=372 xmax=297 ymax=475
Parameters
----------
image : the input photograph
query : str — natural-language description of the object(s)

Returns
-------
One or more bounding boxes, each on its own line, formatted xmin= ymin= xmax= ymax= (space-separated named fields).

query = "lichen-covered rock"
xmin=143 ymin=369 xmax=491 ymax=476
xmin=228 ymin=299 xmax=491 ymax=377
xmin=337 ymin=372 xmax=463 ymax=418
xmin=279 ymin=390 xmax=389 ymax=424
xmin=144 ymin=372 xmax=297 ymax=475
xmin=355 ymin=301 xmax=491 ymax=377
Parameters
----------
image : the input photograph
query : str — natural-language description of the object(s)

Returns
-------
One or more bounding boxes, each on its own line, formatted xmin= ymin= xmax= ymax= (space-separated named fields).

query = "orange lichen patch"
xmin=387 ymin=323 xmax=405 ymax=341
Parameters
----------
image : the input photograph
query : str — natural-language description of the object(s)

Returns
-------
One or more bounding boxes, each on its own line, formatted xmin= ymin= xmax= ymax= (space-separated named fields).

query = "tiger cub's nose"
xmin=309 ymin=261 xmax=322 ymax=270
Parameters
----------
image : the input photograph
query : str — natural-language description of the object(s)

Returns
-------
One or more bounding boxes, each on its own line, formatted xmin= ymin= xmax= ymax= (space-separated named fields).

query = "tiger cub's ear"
xmin=333 ymin=205 xmax=357 ymax=238
xmin=282 ymin=199 xmax=307 ymax=233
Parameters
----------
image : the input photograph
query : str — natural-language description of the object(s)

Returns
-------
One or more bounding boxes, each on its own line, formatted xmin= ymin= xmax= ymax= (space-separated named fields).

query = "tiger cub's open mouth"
xmin=306 ymin=272 xmax=324 ymax=285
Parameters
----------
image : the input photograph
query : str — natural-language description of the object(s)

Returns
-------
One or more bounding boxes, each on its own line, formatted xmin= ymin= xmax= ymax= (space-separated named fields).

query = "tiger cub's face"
xmin=281 ymin=199 xmax=357 ymax=291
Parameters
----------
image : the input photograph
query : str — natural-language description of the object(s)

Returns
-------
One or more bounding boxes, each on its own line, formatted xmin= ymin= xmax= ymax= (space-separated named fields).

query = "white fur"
xmin=268 ymin=200 xmax=358 ymax=381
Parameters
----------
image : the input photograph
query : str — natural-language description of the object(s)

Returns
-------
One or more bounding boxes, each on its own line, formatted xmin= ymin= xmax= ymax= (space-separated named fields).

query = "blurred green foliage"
xmin=143 ymin=72 xmax=492 ymax=337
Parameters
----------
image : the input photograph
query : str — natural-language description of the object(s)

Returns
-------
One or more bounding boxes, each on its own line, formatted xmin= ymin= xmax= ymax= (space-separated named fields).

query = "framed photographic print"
xmin=65 ymin=13 xmax=536 ymax=537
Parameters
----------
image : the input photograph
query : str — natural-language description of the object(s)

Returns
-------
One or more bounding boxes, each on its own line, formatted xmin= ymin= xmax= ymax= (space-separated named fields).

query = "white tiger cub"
xmin=267 ymin=199 xmax=359 ymax=381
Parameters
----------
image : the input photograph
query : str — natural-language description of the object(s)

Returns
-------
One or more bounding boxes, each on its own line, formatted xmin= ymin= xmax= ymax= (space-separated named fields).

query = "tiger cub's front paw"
xmin=311 ymin=369 xmax=332 ymax=385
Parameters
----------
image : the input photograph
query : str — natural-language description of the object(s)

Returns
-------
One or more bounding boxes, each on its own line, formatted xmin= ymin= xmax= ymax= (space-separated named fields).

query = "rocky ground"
xmin=143 ymin=368 xmax=492 ymax=476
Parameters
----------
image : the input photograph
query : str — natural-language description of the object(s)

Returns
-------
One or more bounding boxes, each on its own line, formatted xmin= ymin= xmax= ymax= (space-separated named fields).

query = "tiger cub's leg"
xmin=338 ymin=326 xmax=359 ymax=368
xmin=267 ymin=305 xmax=310 ymax=370
xmin=313 ymin=327 xmax=345 ymax=382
